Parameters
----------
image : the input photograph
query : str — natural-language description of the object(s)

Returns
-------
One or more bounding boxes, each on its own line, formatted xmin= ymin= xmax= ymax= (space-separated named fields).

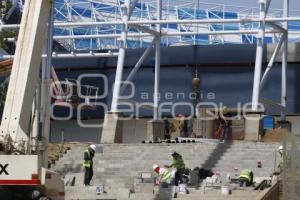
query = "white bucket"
xmin=221 ymin=186 xmax=229 ymax=195
xmin=96 ymin=185 xmax=104 ymax=195
xmin=178 ymin=184 xmax=187 ymax=194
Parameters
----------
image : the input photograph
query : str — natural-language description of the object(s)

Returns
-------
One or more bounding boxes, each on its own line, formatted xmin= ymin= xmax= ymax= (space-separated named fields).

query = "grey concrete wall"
xmin=50 ymin=119 xmax=103 ymax=143
xmin=50 ymin=119 xmax=149 ymax=143
xmin=122 ymin=119 xmax=148 ymax=143
xmin=50 ymin=116 xmax=300 ymax=143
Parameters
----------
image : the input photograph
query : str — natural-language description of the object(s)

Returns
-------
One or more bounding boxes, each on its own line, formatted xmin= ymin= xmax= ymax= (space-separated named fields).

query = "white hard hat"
xmin=90 ymin=144 xmax=96 ymax=151
xmin=278 ymin=145 xmax=283 ymax=152
xmin=153 ymin=164 xmax=159 ymax=171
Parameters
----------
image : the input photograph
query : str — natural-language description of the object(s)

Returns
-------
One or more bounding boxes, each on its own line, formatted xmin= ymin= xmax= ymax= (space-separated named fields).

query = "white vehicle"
xmin=0 ymin=0 xmax=64 ymax=199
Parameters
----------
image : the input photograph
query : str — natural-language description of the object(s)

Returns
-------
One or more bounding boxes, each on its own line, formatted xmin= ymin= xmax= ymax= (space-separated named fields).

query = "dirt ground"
xmin=261 ymin=128 xmax=286 ymax=143
xmin=48 ymin=143 xmax=91 ymax=167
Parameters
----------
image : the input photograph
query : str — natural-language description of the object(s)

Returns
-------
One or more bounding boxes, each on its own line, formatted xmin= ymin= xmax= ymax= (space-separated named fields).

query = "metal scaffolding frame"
xmin=1 ymin=0 xmax=298 ymax=119
xmin=107 ymin=0 xmax=292 ymax=119
xmin=3 ymin=0 xmax=300 ymax=51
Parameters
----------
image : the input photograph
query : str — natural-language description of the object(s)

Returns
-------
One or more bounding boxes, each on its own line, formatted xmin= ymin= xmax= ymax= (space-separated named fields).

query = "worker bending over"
xmin=239 ymin=169 xmax=254 ymax=187
xmin=153 ymin=165 xmax=172 ymax=184
xmin=165 ymin=152 xmax=186 ymax=186
xmin=83 ymin=144 xmax=96 ymax=186
xmin=218 ymin=106 xmax=231 ymax=142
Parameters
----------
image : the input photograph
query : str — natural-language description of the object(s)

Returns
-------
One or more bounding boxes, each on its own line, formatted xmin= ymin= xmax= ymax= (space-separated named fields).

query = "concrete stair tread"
xmin=56 ymin=142 xmax=279 ymax=200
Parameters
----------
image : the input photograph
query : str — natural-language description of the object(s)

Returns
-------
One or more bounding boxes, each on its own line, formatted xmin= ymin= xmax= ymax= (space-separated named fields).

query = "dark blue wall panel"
xmin=52 ymin=63 xmax=300 ymax=119
xmin=52 ymin=44 xmax=300 ymax=119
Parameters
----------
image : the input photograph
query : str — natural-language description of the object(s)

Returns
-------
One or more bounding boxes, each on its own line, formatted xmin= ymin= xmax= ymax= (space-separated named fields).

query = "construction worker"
xmin=219 ymin=106 xmax=231 ymax=142
xmin=165 ymin=152 xmax=186 ymax=186
xmin=164 ymin=118 xmax=171 ymax=140
xmin=153 ymin=164 xmax=172 ymax=184
xmin=83 ymin=144 xmax=96 ymax=186
xmin=276 ymin=145 xmax=284 ymax=173
xmin=178 ymin=114 xmax=188 ymax=137
xmin=239 ymin=169 xmax=254 ymax=187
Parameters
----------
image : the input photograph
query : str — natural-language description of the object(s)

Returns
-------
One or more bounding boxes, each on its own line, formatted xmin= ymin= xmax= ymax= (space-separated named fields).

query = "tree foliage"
xmin=0 ymin=0 xmax=18 ymax=54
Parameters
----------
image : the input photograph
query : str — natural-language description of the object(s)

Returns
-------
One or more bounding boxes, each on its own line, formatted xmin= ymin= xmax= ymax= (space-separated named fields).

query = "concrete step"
xmin=55 ymin=142 xmax=280 ymax=199
xmin=65 ymin=186 xmax=131 ymax=200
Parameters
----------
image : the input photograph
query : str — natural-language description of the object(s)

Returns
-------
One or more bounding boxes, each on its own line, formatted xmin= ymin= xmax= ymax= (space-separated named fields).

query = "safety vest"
xmin=172 ymin=156 xmax=185 ymax=170
xmin=276 ymin=153 xmax=283 ymax=172
xmin=83 ymin=150 xmax=92 ymax=168
xmin=239 ymin=169 xmax=252 ymax=182
xmin=161 ymin=169 xmax=172 ymax=184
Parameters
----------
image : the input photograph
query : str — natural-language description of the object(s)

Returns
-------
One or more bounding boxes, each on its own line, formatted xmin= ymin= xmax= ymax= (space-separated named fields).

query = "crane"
xmin=0 ymin=0 xmax=64 ymax=199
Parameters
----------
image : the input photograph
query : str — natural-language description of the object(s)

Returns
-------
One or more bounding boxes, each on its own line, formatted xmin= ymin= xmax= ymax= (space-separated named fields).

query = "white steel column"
xmin=154 ymin=0 xmax=161 ymax=120
xmin=251 ymin=0 xmax=267 ymax=111
xmin=281 ymin=0 xmax=289 ymax=120
xmin=111 ymin=0 xmax=130 ymax=112
xmin=260 ymin=35 xmax=284 ymax=85
xmin=120 ymin=38 xmax=156 ymax=94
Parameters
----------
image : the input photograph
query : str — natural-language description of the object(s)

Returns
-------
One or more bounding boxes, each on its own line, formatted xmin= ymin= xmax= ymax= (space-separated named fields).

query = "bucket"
xmin=96 ymin=185 xmax=104 ymax=195
xmin=178 ymin=184 xmax=187 ymax=194
xmin=257 ymin=160 xmax=262 ymax=168
xmin=158 ymin=185 xmax=174 ymax=199
xmin=221 ymin=186 xmax=229 ymax=195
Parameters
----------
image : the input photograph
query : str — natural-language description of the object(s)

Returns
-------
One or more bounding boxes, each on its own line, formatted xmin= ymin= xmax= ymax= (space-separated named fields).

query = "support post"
xmin=247 ymin=0 xmax=267 ymax=141
xmin=101 ymin=0 xmax=131 ymax=143
xmin=251 ymin=0 xmax=267 ymax=111
xmin=153 ymin=0 xmax=161 ymax=120
xmin=120 ymin=38 xmax=156 ymax=94
xmin=147 ymin=0 xmax=162 ymax=141
xmin=110 ymin=0 xmax=130 ymax=112
xmin=260 ymin=35 xmax=284 ymax=86
xmin=281 ymin=0 xmax=289 ymax=121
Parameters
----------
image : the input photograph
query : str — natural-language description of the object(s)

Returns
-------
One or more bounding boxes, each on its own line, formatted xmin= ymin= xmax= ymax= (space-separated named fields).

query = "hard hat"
xmin=222 ymin=106 xmax=228 ymax=114
xmin=153 ymin=164 xmax=159 ymax=171
xmin=278 ymin=145 xmax=283 ymax=152
xmin=90 ymin=144 xmax=96 ymax=151
xmin=172 ymin=151 xmax=179 ymax=157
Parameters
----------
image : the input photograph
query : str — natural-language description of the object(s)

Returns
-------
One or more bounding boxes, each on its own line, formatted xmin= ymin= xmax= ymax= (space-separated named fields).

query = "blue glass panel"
xmin=288 ymin=21 xmax=300 ymax=30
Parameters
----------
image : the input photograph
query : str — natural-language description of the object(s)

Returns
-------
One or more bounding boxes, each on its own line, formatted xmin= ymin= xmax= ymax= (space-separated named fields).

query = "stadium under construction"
xmin=0 ymin=0 xmax=299 ymax=199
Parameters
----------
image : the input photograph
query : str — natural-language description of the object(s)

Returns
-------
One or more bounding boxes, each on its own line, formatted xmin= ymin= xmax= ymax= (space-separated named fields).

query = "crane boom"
xmin=0 ymin=1 xmax=65 ymax=199
xmin=0 ymin=0 xmax=51 ymax=153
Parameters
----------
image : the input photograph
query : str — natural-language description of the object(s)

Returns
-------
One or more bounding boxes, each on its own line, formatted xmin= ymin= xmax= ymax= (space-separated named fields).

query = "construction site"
xmin=0 ymin=0 xmax=299 ymax=199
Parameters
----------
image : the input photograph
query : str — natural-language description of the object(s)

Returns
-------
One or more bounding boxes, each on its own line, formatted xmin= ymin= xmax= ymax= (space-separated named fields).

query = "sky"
xmin=146 ymin=0 xmax=300 ymax=15
xmin=207 ymin=0 xmax=300 ymax=12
